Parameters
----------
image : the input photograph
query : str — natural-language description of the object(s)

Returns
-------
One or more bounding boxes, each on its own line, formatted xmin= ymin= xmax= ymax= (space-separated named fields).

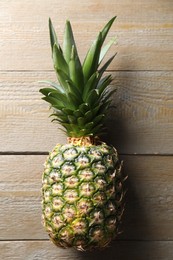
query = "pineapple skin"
xmin=42 ymin=142 xmax=124 ymax=251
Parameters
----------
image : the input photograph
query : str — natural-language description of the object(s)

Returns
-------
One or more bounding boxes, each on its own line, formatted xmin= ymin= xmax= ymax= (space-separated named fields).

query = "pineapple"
xmin=40 ymin=17 xmax=126 ymax=251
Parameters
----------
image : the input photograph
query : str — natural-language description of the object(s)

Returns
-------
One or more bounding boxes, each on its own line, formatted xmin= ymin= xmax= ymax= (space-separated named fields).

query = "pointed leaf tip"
xmin=49 ymin=18 xmax=58 ymax=53
xmin=101 ymin=16 xmax=117 ymax=44
xmin=66 ymin=19 xmax=71 ymax=25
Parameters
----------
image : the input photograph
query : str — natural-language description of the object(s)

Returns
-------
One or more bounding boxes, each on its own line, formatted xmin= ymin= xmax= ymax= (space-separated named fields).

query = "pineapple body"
xmin=40 ymin=17 xmax=126 ymax=251
xmin=42 ymin=142 xmax=124 ymax=251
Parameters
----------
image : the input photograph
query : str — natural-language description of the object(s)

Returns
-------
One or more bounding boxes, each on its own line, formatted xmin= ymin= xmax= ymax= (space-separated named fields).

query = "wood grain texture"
xmin=0 ymin=0 xmax=173 ymax=259
xmin=1 ymin=240 xmax=173 ymax=260
xmin=0 ymin=0 xmax=173 ymax=71
xmin=0 ymin=155 xmax=173 ymax=240
xmin=0 ymin=71 xmax=173 ymax=153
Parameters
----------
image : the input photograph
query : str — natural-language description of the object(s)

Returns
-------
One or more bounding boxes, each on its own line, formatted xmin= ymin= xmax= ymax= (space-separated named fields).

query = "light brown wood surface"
xmin=1 ymin=240 xmax=173 ymax=260
xmin=0 ymin=0 xmax=173 ymax=259
xmin=0 ymin=71 xmax=173 ymax=153
xmin=0 ymin=155 xmax=173 ymax=241
xmin=0 ymin=0 xmax=173 ymax=71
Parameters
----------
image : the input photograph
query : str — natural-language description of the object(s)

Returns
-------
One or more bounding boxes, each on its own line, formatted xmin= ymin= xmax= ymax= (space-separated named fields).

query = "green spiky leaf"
xmin=39 ymin=88 xmax=55 ymax=96
xmin=63 ymin=20 xmax=77 ymax=63
xmin=67 ymin=115 xmax=77 ymax=124
xmin=101 ymin=16 xmax=116 ymax=43
xmin=66 ymin=80 xmax=83 ymax=102
xmin=73 ymin=109 xmax=83 ymax=118
xmin=93 ymin=114 xmax=105 ymax=125
xmin=101 ymin=88 xmax=117 ymax=102
xmin=85 ymin=122 xmax=94 ymax=129
xmin=40 ymin=17 xmax=117 ymax=137
xmin=85 ymin=89 xmax=100 ymax=107
xmin=53 ymin=44 xmax=69 ymax=75
xmin=98 ymin=54 xmax=116 ymax=80
xmin=99 ymin=37 xmax=117 ymax=64
xmin=42 ymin=96 xmax=64 ymax=109
xmin=62 ymin=108 xmax=74 ymax=115
xmin=79 ymin=103 xmax=90 ymax=114
xmin=82 ymin=16 xmax=116 ymax=83
xmin=82 ymin=32 xmax=102 ymax=83
xmin=82 ymin=72 xmax=99 ymax=101
xmin=55 ymin=69 xmax=70 ymax=91
xmin=69 ymin=45 xmax=84 ymax=91
xmin=39 ymin=80 xmax=64 ymax=93
xmin=49 ymin=18 xmax=58 ymax=53
xmin=97 ymin=75 xmax=112 ymax=95
xmin=92 ymin=124 xmax=106 ymax=136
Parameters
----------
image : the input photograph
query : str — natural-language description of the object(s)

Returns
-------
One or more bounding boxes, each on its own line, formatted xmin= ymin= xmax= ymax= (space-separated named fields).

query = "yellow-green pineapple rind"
xmin=42 ymin=143 xmax=125 ymax=251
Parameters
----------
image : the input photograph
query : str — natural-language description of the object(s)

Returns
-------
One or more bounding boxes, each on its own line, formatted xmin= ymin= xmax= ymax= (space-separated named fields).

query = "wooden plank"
xmin=0 ymin=155 xmax=45 ymax=239
xmin=0 ymin=71 xmax=173 ymax=153
xmin=0 ymin=71 xmax=66 ymax=152
xmin=0 ymin=155 xmax=173 ymax=240
xmin=0 ymin=0 xmax=173 ymax=70
xmin=121 ymin=155 xmax=173 ymax=240
xmin=107 ymin=71 xmax=173 ymax=154
xmin=1 ymin=240 xmax=173 ymax=260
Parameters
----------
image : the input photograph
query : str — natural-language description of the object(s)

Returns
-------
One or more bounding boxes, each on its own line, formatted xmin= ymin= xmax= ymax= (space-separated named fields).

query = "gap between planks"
xmin=0 ymin=152 xmax=173 ymax=156
xmin=1 ymin=239 xmax=173 ymax=242
xmin=0 ymin=69 xmax=173 ymax=73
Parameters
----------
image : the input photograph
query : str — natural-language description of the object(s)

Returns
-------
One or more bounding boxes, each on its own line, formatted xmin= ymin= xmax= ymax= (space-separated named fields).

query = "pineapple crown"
xmin=40 ymin=17 xmax=117 ymax=138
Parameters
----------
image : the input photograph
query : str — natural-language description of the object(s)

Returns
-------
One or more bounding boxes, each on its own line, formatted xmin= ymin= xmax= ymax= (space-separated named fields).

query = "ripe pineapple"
xmin=40 ymin=17 xmax=125 ymax=251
